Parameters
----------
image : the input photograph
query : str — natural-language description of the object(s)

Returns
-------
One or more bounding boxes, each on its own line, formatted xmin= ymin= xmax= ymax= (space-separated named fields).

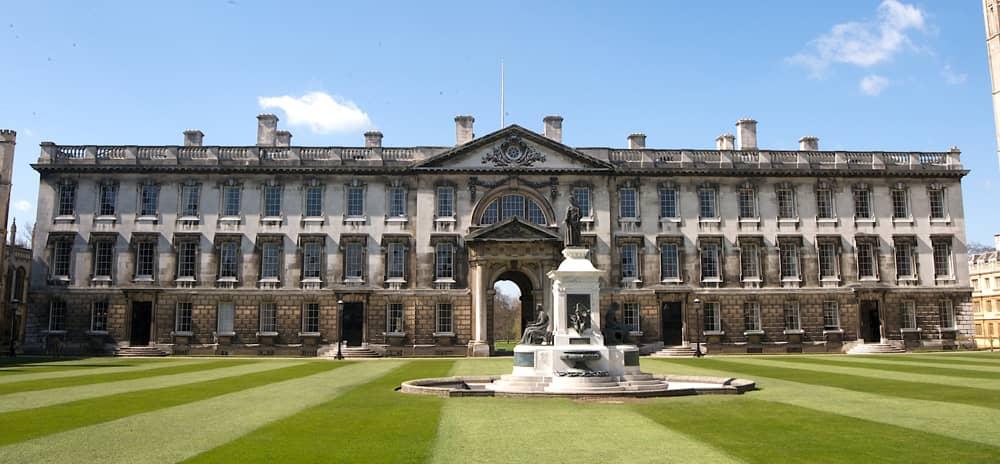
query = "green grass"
xmin=1 ymin=353 xmax=999 ymax=463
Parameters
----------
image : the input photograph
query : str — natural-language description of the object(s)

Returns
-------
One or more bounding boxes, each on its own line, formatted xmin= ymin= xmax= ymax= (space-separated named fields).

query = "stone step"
xmin=650 ymin=346 xmax=700 ymax=357
xmin=115 ymin=346 xmax=169 ymax=357
xmin=846 ymin=343 xmax=906 ymax=355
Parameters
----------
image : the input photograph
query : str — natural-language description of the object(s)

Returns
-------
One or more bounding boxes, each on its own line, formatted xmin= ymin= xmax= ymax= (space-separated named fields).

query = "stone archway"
xmin=489 ymin=270 xmax=535 ymax=353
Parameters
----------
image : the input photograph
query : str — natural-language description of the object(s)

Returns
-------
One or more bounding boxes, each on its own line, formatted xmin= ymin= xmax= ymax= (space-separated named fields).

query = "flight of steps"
xmin=846 ymin=343 xmax=906 ymax=355
xmin=490 ymin=373 xmax=669 ymax=394
xmin=115 ymin=346 xmax=169 ymax=357
xmin=321 ymin=346 xmax=382 ymax=359
xmin=650 ymin=345 xmax=699 ymax=357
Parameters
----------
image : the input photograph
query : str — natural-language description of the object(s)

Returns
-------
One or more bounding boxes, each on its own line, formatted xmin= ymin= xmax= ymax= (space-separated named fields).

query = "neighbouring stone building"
xmin=971 ymin=234 xmax=1000 ymax=348
xmin=985 ymin=0 xmax=1000 ymax=166
xmin=23 ymin=114 xmax=974 ymax=356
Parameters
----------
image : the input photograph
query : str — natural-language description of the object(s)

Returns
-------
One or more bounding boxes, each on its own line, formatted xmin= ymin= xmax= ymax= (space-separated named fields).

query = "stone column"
xmin=468 ymin=263 xmax=490 ymax=356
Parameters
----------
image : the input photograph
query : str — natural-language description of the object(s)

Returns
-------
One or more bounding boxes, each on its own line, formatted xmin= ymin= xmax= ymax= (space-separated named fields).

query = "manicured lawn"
xmin=1 ymin=353 xmax=998 ymax=463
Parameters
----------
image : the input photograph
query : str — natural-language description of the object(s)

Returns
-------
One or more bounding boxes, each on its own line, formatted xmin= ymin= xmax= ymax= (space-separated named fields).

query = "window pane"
xmin=816 ymin=189 xmax=834 ymax=218
xmin=526 ymin=201 xmax=546 ymax=225
xmin=929 ymin=189 xmax=945 ymax=219
xmin=703 ymin=302 xmax=721 ymax=332
xmin=305 ymin=186 xmax=323 ymax=217
xmin=303 ymin=241 xmax=322 ymax=279
xmin=261 ymin=242 xmax=279 ymax=278
xmin=854 ymin=189 xmax=872 ymax=218
xmin=50 ymin=301 xmax=66 ymax=331
xmin=217 ymin=303 xmax=234 ymax=333
xmin=895 ymin=242 xmax=913 ymax=278
xmin=436 ymin=243 xmax=454 ymax=279
xmin=741 ymin=243 xmax=759 ymax=278
xmin=303 ymin=303 xmax=320 ymax=332
xmin=783 ymin=302 xmax=800 ymax=330
xmin=263 ymin=185 xmax=282 ymax=217
xmin=500 ymin=194 xmax=524 ymax=221
xmin=701 ymin=243 xmax=719 ymax=279
xmin=175 ymin=302 xmax=192 ymax=332
xmin=780 ymin=244 xmax=799 ymax=279
xmin=260 ymin=303 xmax=277 ymax=333
xmin=698 ymin=189 xmax=716 ymax=218
xmin=619 ymin=189 xmax=637 ymax=218
xmin=178 ymin=242 xmax=197 ymax=278
xmin=389 ymin=187 xmax=406 ymax=217
xmin=54 ymin=241 xmax=72 ymax=277
xmin=140 ymin=185 xmax=158 ymax=216
xmin=819 ymin=242 xmax=838 ymax=278
xmin=347 ymin=187 xmax=365 ymax=216
xmin=659 ymin=188 xmax=677 ymax=218
xmin=481 ymin=201 xmax=498 ymax=225
xmin=738 ymin=189 xmax=756 ymax=218
xmin=933 ymin=240 xmax=951 ymax=277
xmin=92 ymin=301 xmax=109 ymax=331
xmin=136 ymin=241 xmax=155 ymax=278
xmin=58 ymin=184 xmax=76 ymax=216
xmin=220 ymin=241 xmax=239 ymax=278
xmin=743 ymin=302 xmax=761 ymax=331
xmin=621 ymin=244 xmax=638 ymax=279
xmin=858 ymin=242 xmax=876 ymax=278
xmin=387 ymin=243 xmax=405 ymax=279
xmin=891 ymin=189 xmax=908 ymax=219
xmin=436 ymin=303 xmax=453 ymax=333
xmin=660 ymin=244 xmax=678 ymax=280
xmin=99 ymin=184 xmax=117 ymax=216
xmin=387 ymin=303 xmax=403 ymax=333
xmin=777 ymin=189 xmax=796 ymax=218
xmin=574 ymin=187 xmax=592 ymax=217
xmin=181 ymin=184 xmax=200 ymax=216
xmin=822 ymin=301 xmax=840 ymax=330
xmin=94 ymin=240 xmax=114 ymax=277
xmin=346 ymin=243 xmax=364 ymax=279
xmin=623 ymin=303 xmax=640 ymax=332
xmin=223 ymin=186 xmax=241 ymax=216
xmin=436 ymin=187 xmax=454 ymax=217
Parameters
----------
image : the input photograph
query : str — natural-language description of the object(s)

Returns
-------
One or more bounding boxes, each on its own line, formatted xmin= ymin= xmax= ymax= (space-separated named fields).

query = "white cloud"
xmin=941 ymin=64 xmax=967 ymax=85
xmin=257 ymin=91 xmax=372 ymax=134
xmin=14 ymin=200 xmax=31 ymax=212
xmin=859 ymin=75 xmax=889 ymax=96
xmin=788 ymin=0 xmax=926 ymax=77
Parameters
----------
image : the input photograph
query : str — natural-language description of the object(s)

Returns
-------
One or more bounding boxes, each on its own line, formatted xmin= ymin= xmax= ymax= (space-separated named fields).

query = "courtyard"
xmin=0 ymin=353 xmax=998 ymax=463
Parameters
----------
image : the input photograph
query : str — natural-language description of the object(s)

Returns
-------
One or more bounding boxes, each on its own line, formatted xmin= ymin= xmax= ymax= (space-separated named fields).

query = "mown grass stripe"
xmin=816 ymin=355 xmax=1000 ymax=373
xmin=770 ymin=356 xmax=1000 ymax=379
xmin=0 ymin=359 xmax=305 ymax=413
xmin=635 ymin=395 xmax=999 ymax=463
xmin=0 ymin=360 xmax=343 ymax=446
xmin=882 ymin=353 xmax=1000 ymax=367
xmin=0 ymin=359 xmax=252 ymax=395
xmin=654 ymin=358 xmax=1000 ymax=410
xmin=0 ymin=361 xmax=401 ymax=464
xmin=0 ymin=358 xmax=201 ymax=383
xmin=643 ymin=358 xmax=1000 ymax=449
xmin=720 ymin=356 xmax=1000 ymax=391
xmin=184 ymin=360 xmax=454 ymax=464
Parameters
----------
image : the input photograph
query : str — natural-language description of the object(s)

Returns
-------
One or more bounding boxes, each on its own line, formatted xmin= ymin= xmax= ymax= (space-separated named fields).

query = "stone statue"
xmin=564 ymin=196 xmax=582 ymax=247
xmin=603 ymin=303 xmax=630 ymax=345
xmin=520 ymin=304 xmax=550 ymax=345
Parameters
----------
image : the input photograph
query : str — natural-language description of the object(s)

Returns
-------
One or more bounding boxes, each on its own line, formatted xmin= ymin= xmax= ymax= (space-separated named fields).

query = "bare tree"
xmin=968 ymin=241 xmax=995 ymax=255
xmin=15 ymin=221 xmax=33 ymax=248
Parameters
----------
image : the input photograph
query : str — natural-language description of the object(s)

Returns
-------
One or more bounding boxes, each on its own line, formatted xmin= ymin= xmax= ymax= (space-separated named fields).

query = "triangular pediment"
xmin=465 ymin=216 xmax=563 ymax=243
xmin=414 ymin=125 xmax=613 ymax=171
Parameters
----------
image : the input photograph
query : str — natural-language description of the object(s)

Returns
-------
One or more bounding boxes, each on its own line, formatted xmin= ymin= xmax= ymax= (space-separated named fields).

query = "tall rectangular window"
xmin=347 ymin=186 xmax=365 ymax=217
xmin=783 ymin=301 xmax=801 ymax=330
xmin=658 ymin=187 xmax=677 ymax=218
xmin=180 ymin=184 xmax=200 ymax=217
xmin=779 ymin=242 xmax=800 ymax=279
xmin=262 ymin=184 xmax=282 ymax=217
xmin=388 ymin=187 xmax=406 ymax=217
xmin=222 ymin=185 xmax=241 ymax=217
xmin=302 ymin=241 xmax=322 ymax=279
xmin=574 ymin=187 xmax=592 ymax=217
xmin=928 ymin=189 xmax=946 ymax=219
xmin=94 ymin=239 xmax=114 ymax=278
xmin=901 ymin=301 xmax=917 ymax=329
xmin=175 ymin=302 xmax=192 ymax=332
xmin=743 ymin=302 xmax=761 ymax=331
xmin=435 ymin=242 xmax=454 ymax=280
xmin=891 ymin=188 xmax=909 ymax=219
xmin=98 ymin=183 xmax=117 ymax=216
xmin=260 ymin=241 xmax=280 ymax=279
xmin=217 ymin=302 xmax=235 ymax=334
xmin=135 ymin=241 xmax=155 ymax=279
xmin=345 ymin=242 xmax=364 ymax=280
xmin=259 ymin=303 xmax=277 ymax=333
xmin=777 ymin=188 xmax=797 ymax=219
xmin=857 ymin=241 xmax=877 ymax=279
xmin=49 ymin=301 xmax=66 ymax=331
xmin=816 ymin=188 xmax=835 ymax=219
xmin=698 ymin=188 xmax=717 ymax=218
xmin=940 ymin=300 xmax=955 ymax=329
xmin=660 ymin=243 xmax=679 ymax=280
xmin=387 ymin=242 xmax=406 ymax=280
xmin=91 ymin=301 xmax=109 ymax=332
xmin=219 ymin=241 xmax=239 ymax=279
xmin=933 ymin=239 xmax=952 ymax=278
xmin=619 ymin=188 xmax=637 ymax=219
xmin=822 ymin=301 xmax=840 ymax=330
xmin=53 ymin=240 xmax=72 ymax=277
xmin=387 ymin=303 xmax=404 ymax=334
xmin=436 ymin=187 xmax=455 ymax=217
xmin=436 ymin=303 xmax=453 ymax=334
xmin=621 ymin=243 xmax=639 ymax=280
xmin=854 ymin=188 xmax=873 ymax=219
xmin=894 ymin=240 xmax=915 ymax=279
xmin=57 ymin=182 xmax=76 ymax=216
xmin=703 ymin=302 xmax=721 ymax=332
xmin=740 ymin=242 xmax=760 ymax=280
xmin=177 ymin=241 xmax=198 ymax=279
xmin=818 ymin=242 xmax=838 ymax=279
xmin=623 ymin=302 xmax=640 ymax=332
xmin=139 ymin=184 xmax=158 ymax=216
xmin=700 ymin=242 xmax=720 ymax=280
xmin=303 ymin=303 xmax=320 ymax=333
xmin=738 ymin=188 xmax=757 ymax=219
xmin=304 ymin=185 xmax=323 ymax=217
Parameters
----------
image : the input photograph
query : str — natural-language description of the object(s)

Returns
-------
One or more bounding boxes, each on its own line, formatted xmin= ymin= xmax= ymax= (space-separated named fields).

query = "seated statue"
xmin=520 ymin=304 xmax=550 ymax=345
xmin=603 ymin=303 xmax=630 ymax=346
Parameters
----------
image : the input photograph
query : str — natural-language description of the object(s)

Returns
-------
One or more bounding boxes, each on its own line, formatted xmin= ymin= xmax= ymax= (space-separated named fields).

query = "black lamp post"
xmin=693 ymin=298 xmax=704 ymax=358
xmin=335 ymin=299 xmax=345 ymax=360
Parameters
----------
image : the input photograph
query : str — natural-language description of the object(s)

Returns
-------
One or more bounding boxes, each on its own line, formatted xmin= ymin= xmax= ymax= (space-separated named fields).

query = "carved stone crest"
xmin=482 ymin=135 xmax=546 ymax=167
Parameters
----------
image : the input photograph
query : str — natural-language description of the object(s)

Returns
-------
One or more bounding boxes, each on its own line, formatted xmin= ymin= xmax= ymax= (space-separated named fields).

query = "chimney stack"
xmin=275 ymin=130 xmax=292 ymax=147
xmin=183 ymin=130 xmax=204 ymax=147
xmin=455 ymin=115 xmax=475 ymax=145
xmin=995 ymin=233 xmax=1000 ymax=252
xmin=364 ymin=130 xmax=383 ymax=148
xmin=735 ymin=118 xmax=758 ymax=150
xmin=627 ymin=133 xmax=646 ymax=149
xmin=257 ymin=114 xmax=279 ymax=146
xmin=715 ymin=133 xmax=735 ymax=150
xmin=543 ymin=115 xmax=563 ymax=143
xmin=798 ymin=136 xmax=819 ymax=151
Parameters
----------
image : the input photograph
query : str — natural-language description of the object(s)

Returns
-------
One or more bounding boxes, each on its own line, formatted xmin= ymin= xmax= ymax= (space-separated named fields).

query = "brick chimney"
xmin=715 ymin=133 xmax=735 ymax=150
xmin=455 ymin=115 xmax=475 ymax=145
xmin=735 ymin=118 xmax=758 ymax=150
xmin=364 ymin=130 xmax=383 ymax=148
xmin=543 ymin=115 xmax=563 ymax=143
xmin=257 ymin=114 xmax=278 ymax=146
xmin=275 ymin=130 xmax=292 ymax=147
xmin=799 ymin=136 xmax=819 ymax=151
xmin=183 ymin=130 xmax=204 ymax=147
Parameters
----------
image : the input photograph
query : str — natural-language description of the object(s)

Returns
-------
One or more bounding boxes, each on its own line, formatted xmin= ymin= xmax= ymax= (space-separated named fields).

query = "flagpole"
xmin=500 ymin=59 xmax=505 ymax=128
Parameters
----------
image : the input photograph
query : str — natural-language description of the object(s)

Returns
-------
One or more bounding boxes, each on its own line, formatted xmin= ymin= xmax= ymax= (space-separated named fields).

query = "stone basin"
xmin=559 ymin=351 xmax=602 ymax=361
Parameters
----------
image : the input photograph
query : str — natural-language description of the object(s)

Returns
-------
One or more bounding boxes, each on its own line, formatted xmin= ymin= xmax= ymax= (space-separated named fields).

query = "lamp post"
xmin=693 ymin=298 xmax=704 ymax=358
xmin=335 ymin=300 xmax=345 ymax=360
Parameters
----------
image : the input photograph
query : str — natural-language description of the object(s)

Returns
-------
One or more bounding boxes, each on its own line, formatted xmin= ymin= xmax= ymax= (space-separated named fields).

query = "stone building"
xmin=970 ymin=234 xmax=1000 ymax=348
xmin=0 ymin=131 xmax=18 ymax=354
xmin=23 ymin=114 xmax=974 ymax=356
xmin=986 ymin=0 xmax=1000 ymax=166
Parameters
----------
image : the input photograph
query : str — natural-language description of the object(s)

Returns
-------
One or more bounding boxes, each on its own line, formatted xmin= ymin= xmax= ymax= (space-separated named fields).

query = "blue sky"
xmin=2 ymin=1 xmax=997 ymax=245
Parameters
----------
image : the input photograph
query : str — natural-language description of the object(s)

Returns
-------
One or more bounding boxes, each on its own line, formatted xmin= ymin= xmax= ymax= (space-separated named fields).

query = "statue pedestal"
xmin=489 ymin=247 xmax=663 ymax=395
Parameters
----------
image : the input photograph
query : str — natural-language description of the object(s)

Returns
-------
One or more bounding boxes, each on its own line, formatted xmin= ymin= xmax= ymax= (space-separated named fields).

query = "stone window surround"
xmin=385 ymin=179 xmax=409 ymax=222
xmin=737 ymin=235 xmax=764 ymax=283
xmin=89 ymin=233 xmax=117 ymax=283
xmin=172 ymin=234 xmax=200 ymax=283
xmin=255 ymin=234 xmax=284 ymax=284
xmin=340 ymin=234 xmax=367 ymax=283
xmin=814 ymin=180 xmax=838 ymax=221
xmin=696 ymin=235 xmax=724 ymax=284
xmin=815 ymin=235 xmax=843 ymax=282
xmin=381 ymin=234 xmax=411 ymax=285
xmin=130 ymin=233 xmax=158 ymax=283
xmin=616 ymin=236 xmax=644 ymax=284
xmin=136 ymin=180 xmax=160 ymax=220
xmin=298 ymin=234 xmax=326 ymax=283
xmin=344 ymin=179 xmax=368 ymax=223
xmin=776 ymin=235 xmax=804 ymax=282
xmin=54 ymin=178 xmax=78 ymax=220
xmin=178 ymin=181 xmax=202 ymax=220
xmin=656 ymin=235 xmax=684 ymax=283
xmin=892 ymin=234 xmax=919 ymax=282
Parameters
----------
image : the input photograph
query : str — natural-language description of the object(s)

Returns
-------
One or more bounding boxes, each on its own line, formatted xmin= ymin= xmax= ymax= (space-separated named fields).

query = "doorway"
xmin=661 ymin=302 xmax=684 ymax=346
xmin=492 ymin=270 xmax=534 ymax=354
xmin=342 ymin=303 xmax=365 ymax=346
xmin=130 ymin=302 xmax=152 ymax=346
xmin=859 ymin=300 xmax=882 ymax=343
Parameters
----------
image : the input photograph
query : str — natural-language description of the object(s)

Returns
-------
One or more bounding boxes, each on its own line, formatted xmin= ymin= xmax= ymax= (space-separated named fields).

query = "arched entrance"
xmin=490 ymin=270 xmax=535 ymax=354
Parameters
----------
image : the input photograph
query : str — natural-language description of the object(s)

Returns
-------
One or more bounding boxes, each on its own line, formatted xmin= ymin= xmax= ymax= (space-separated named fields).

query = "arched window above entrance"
xmin=479 ymin=193 xmax=548 ymax=226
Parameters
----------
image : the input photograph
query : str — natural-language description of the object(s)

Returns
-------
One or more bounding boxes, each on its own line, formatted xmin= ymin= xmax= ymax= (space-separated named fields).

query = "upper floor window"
xmin=98 ymin=182 xmax=118 ymax=216
xmin=480 ymin=193 xmax=548 ymax=226
xmin=436 ymin=186 xmax=455 ymax=218
xmin=853 ymin=186 xmax=873 ymax=219
xmin=703 ymin=302 xmax=721 ymax=332
xmin=928 ymin=186 xmax=946 ymax=219
xmin=856 ymin=239 xmax=878 ymax=279
xmin=621 ymin=243 xmax=639 ymax=281
xmin=259 ymin=240 xmax=281 ymax=280
xmin=932 ymin=237 xmax=953 ymax=279
xmin=139 ymin=183 xmax=158 ymax=217
xmin=740 ymin=241 xmax=761 ymax=280
xmin=387 ymin=242 xmax=406 ymax=281
xmin=776 ymin=186 xmax=797 ymax=219
xmin=818 ymin=240 xmax=840 ymax=280
xmin=778 ymin=239 xmax=801 ymax=280
xmin=57 ymin=181 xmax=76 ymax=216
xmin=574 ymin=187 xmax=592 ymax=218
xmin=816 ymin=187 xmax=835 ymax=219
xmin=894 ymin=238 xmax=917 ymax=279
xmin=660 ymin=243 xmax=679 ymax=281
xmin=347 ymin=186 xmax=365 ymax=217
xmin=176 ymin=240 xmax=198 ymax=279
xmin=304 ymin=184 xmax=323 ymax=218
xmin=738 ymin=186 xmax=757 ymax=219
xmin=623 ymin=302 xmax=640 ymax=332
xmin=344 ymin=241 xmax=365 ymax=281
xmin=658 ymin=186 xmax=677 ymax=218
xmin=388 ymin=186 xmax=407 ymax=218
xmin=891 ymin=186 xmax=909 ymax=219
xmin=619 ymin=188 xmax=638 ymax=219
xmin=698 ymin=188 xmax=717 ymax=219
xmin=301 ymin=239 xmax=324 ymax=280
xmin=222 ymin=184 xmax=241 ymax=217
xmin=700 ymin=241 xmax=721 ymax=281
xmin=180 ymin=183 xmax=200 ymax=217
xmin=435 ymin=242 xmax=455 ymax=281
xmin=93 ymin=238 xmax=115 ymax=278
xmin=262 ymin=184 xmax=282 ymax=217
xmin=51 ymin=238 xmax=73 ymax=278
xmin=134 ymin=239 xmax=156 ymax=280
xmin=218 ymin=240 xmax=240 ymax=280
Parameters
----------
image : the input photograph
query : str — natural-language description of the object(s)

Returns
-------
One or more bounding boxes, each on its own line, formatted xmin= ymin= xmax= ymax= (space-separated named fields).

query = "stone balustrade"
xmin=606 ymin=148 xmax=962 ymax=171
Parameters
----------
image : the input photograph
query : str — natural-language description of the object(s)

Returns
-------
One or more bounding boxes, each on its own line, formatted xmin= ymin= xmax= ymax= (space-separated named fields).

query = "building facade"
xmin=986 ymin=0 xmax=1000 ymax=167
xmin=0 ymin=131 xmax=18 ymax=354
xmin=24 ymin=115 xmax=974 ymax=356
xmin=971 ymin=235 xmax=1000 ymax=348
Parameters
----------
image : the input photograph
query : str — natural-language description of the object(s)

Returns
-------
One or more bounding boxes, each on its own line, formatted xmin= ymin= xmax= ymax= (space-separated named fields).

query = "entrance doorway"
xmin=342 ymin=303 xmax=365 ymax=346
xmin=492 ymin=271 xmax=534 ymax=354
xmin=130 ymin=302 xmax=152 ymax=346
xmin=661 ymin=302 xmax=684 ymax=346
xmin=859 ymin=300 xmax=882 ymax=343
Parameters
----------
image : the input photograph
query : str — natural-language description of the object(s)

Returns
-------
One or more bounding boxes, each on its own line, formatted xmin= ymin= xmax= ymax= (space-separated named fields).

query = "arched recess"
xmin=488 ymin=269 xmax=535 ymax=352
xmin=472 ymin=188 xmax=556 ymax=227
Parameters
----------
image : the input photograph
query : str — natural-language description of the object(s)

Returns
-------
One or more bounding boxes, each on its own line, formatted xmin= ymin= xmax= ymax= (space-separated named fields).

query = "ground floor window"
xmin=623 ymin=302 xmax=640 ymax=332
xmin=822 ymin=301 xmax=840 ymax=330
xmin=436 ymin=303 xmax=453 ymax=334
xmin=939 ymin=300 xmax=955 ymax=329
xmin=703 ymin=302 xmax=721 ymax=332
xmin=387 ymin=303 xmax=404 ymax=334
xmin=901 ymin=301 xmax=917 ymax=329
xmin=303 ymin=303 xmax=320 ymax=333
xmin=49 ymin=300 xmax=67 ymax=331
xmin=175 ymin=302 xmax=193 ymax=332
xmin=217 ymin=302 xmax=235 ymax=334
xmin=743 ymin=302 xmax=761 ymax=332
xmin=783 ymin=301 xmax=800 ymax=330
xmin=91 ymin=301 xmax=109 ymax=332
xmin=259 ymin=303 xmax=277 ymax=333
